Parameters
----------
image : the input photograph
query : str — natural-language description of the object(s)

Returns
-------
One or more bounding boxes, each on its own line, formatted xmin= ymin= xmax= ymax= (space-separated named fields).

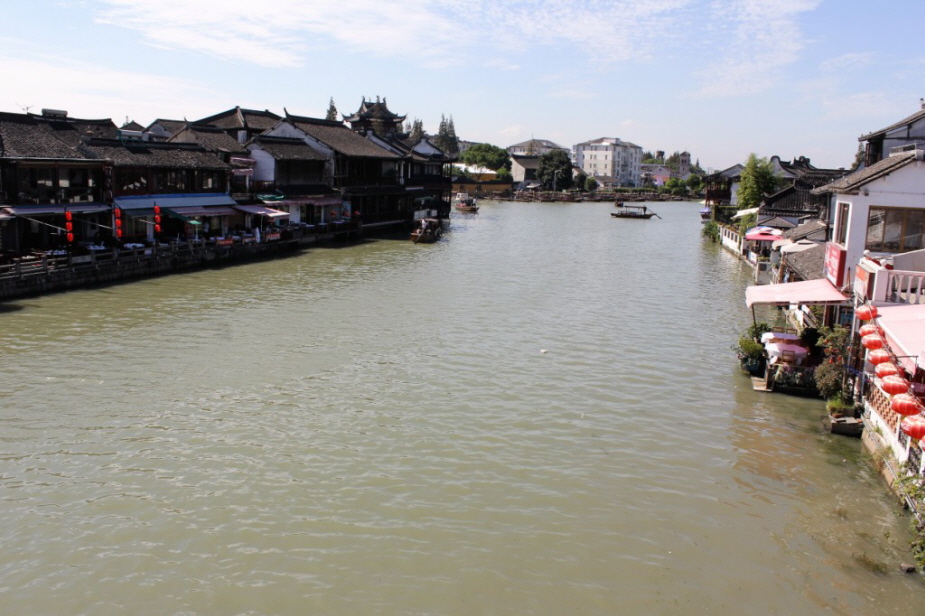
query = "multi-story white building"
xmin=506 ymin=138 xmax=569 ymax=157
xmin=574 ymin=137 xmax=643 ymax=187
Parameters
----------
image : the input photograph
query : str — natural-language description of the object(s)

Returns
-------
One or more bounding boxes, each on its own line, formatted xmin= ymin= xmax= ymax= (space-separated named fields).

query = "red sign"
xmin=266 ymin=232 xmax=280 ymax=241
xmin=824 ymin=242 xmax=846 ymax=287
xmin=216 ymin=238 xmax=233 ymax=246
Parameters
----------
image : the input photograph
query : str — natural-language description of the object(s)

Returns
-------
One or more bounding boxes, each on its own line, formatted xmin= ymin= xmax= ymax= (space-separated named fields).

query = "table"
xmin=761 ymin=331 xmax=801 ymax=343
xmin=765 ymin=341 xmax=809 ymax=365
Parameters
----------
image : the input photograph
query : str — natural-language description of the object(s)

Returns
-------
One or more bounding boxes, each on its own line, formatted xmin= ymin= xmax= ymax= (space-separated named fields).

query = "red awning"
xmin=745 ymin=232 xmax=781 ymax=242
xmin=745 ymin=279 xmax=848 ymax=308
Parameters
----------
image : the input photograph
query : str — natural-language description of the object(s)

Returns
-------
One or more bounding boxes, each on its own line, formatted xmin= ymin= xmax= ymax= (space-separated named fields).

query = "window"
xmin=835 ymin=202 xmax=849 ymax=244
xmin=866 ymin=206 xmax=925 ymax=253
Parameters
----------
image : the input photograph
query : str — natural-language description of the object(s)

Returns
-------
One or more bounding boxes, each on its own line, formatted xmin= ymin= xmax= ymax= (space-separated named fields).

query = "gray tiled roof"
xmin=0 ymin=112 xmax=118 ymax=159
xmin=250 ymin=136 xmax=327 ymax=161
xmin=0 ymin=112 xmax=85 ymax=158
xmin=287 ymin=114 xmax=399 ymax=159
xmin=81 ymin=140 xmax=230 ymax=169
xmin=784 ymin=243 xmax=827 ymax=281
xmin=858 ymin=107 xmax=925 ymax=142
xmin=178 ymin=126 xmax=249 ymax=154
xmin=812 ymin=151 xmax=918 ymax=195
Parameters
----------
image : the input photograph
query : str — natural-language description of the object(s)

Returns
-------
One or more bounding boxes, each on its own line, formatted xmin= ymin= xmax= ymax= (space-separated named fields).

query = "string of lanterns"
xmin=857 ymin=303 xmax=925 ymax=440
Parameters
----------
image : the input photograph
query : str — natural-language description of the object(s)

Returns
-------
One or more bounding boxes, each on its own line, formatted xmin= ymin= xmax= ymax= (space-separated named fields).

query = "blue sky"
xmin=2 ymin=0 xmax=923 ymax=171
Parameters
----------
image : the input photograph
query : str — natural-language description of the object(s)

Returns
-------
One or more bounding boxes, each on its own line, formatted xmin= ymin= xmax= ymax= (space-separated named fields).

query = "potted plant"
xmin=735 ymin=335 xmax=766 ymax=376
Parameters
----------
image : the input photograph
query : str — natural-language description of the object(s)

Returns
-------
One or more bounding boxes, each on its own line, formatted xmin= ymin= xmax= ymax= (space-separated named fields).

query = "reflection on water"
xmin=0 ymin=201 xmax=922 ymax=614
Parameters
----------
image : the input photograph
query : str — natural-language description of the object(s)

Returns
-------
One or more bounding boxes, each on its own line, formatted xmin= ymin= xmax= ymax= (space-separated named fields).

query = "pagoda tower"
xmin=343 ymin=96 xmax=407 ymax=138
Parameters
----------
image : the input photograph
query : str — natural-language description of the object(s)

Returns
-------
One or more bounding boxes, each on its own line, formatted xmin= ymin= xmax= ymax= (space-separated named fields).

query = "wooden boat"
xmin=611 ymin=203 xmax=659 ymax=219
xmin=699 ymin=206 xmax=712 ymax=222
xmin=454 ymin=192 xmax=479 ymax=212
xmin=411 ymin=218 xmax=442 ymax=243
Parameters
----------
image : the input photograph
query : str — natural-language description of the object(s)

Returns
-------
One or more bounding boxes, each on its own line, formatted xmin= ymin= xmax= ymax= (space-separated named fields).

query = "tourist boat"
xmin=454 ymin=192 xmax=479 ymax=212
xmin=411 ymin=218 xmax=442 ymax=243
xmin=611 ymin=204 xmax=658 ymax=219
xmin=699 ymin=206 xmax=712 ymax=222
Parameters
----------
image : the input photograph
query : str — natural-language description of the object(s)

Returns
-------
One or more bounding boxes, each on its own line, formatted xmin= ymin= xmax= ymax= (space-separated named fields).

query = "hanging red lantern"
xmin=856 ymin=305 xmax=879 ymax=321
xmin=891 ymin=393 xmax=922 ymax=417
xmin=858 ymin=324 xmax=880 ymax=337
xmin=901 ymin=415 xmax=925 ymax=441
xmin=65 ymin=210 xmax=73 ymax=222
xmin=154 ymin=224 xmax=161 ymax=233
xmin=66 ymin=232 xmax=74 ymax=243
xmin=875 ymin=362 xmax=900 ymax=378
xmin=116 ymin=228 xmax=123 ymax=239
xmin=154 ymin=214 xmax=161 ymax=224
xmin=65 ymin=221 xmax=73 ymax=232
xmin=881 ymin=374 xmax=910 ymax=395
xmin=153 ymin=205 xmax=161 ymax=215
xmin=868 ymin=349 xmax=891 ymax=365
xmin=861 ymin=334 xmax=885 ymax=350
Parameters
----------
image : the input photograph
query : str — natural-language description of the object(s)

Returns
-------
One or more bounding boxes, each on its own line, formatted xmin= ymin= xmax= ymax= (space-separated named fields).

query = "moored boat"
xmin=611 ymin=203 xmax=658 ymax=219
xmin=454 ymin=192 xmax=479 ymax=212
xmin=699 ymin=206 xmax=712 ymax=222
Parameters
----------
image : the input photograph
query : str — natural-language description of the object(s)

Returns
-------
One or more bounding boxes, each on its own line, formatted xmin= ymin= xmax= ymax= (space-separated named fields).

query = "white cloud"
xmin=692 ymin=0 xmax=822 ymax=97
xmin=0 ymin=51 xmax=219 ymax=123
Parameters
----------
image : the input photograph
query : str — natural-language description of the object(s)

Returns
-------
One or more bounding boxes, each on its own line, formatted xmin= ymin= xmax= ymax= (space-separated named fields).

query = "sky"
xmin=2 ymin=0 xmax=923 ymax=172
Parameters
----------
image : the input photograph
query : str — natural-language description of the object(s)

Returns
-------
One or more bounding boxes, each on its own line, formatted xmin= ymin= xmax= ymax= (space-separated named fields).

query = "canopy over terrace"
xmin=875 ymin=304 xmax=925 ymax=378
xmin=745 ymin=278 xmax=848 ymax=329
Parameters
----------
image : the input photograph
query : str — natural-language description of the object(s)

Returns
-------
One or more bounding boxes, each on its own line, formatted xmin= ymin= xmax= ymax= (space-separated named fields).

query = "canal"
xmin=0 ymin=200 xmax=922 ymax=614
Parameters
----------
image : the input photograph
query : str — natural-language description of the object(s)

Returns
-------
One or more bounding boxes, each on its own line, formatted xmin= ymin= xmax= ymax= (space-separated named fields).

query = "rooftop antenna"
xmin=16 ymin=102 xmax=34 ymax=113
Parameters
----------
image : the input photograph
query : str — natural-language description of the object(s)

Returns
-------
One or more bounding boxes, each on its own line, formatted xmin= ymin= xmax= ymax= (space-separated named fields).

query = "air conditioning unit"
xmin=41 ymin=108 xmax=68 ymax=118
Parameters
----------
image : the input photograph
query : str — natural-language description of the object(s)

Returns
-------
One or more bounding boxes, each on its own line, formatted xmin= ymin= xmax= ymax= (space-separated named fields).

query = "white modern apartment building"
xmin=574 ymin=137 xmax=643 ymax=187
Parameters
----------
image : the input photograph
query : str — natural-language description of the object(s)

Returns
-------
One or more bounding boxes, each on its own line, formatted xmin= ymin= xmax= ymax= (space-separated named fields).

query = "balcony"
xmin=855 ymin=255 xmax=925 ymax=305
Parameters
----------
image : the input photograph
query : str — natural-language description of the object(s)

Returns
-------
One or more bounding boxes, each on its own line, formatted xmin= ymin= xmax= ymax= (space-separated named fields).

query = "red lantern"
xmin=65 ymin=221 xmax=73 ymax=232
xmin=115 ymin=218 xmax=122 ymax=228
xmin=857 ymin=305 xmax=879 ymax=321
xmin=858 ymin=324 xmax=880 ymax=337
xmin=65 ymin=210 xmax=73 ymax=222
xmin=881 ymin=375 xmax=910 ymax=395
xmin=154 ymin=215 xmax=161 ymax=224
xmin=113 ymin=208 xmax=121 ymax=218
xmin=875 ymin=362 xmax=900 ymax=378
xmin=861 ymin=334 xmax=885 ymax=350
xmin=66 ymin=232 xmax=74 ymax=243
xmin=116 ymin=228 xmax=123 ymax=238
xmin=153 ymin=205 xmax=161 ymax=215
xmin=868 ymin=349 xmax=891 ymax=365
xmin=891 ymin=393 xmax=922 ymax=417
xmin=901 ymin=415 xmax=925 ymax=441
xmin=154 ymin=225 xmax=161 ymax=233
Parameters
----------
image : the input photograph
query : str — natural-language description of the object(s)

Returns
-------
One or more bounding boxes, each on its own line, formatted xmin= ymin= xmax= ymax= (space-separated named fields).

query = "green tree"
xmin=409 ymin=118 xmax=424 ymax=143
xmin=460 ymin=143 xmax=511 ymax=171
xmin=574 ymin=171 xmax=587 ymax=191
xmin=325 ymin=98 xmax=338 ymax=122
xmin=434 ymin=114 xmax=459 ymax=154
xmin=495 ymin=167 xmax=512 ymax=181
xmin=737 ymin=153 xmax=780 ymax=210
xmin=536 ymin=150 xmax=574 ymax=190
xmin=687 ymin=174 xmax=703 ymax=194
xmin=584 ymin=176 xmax=598 ymax=192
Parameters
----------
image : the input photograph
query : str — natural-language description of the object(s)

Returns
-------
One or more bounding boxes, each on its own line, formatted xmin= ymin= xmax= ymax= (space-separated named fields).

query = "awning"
xmin=168 ymin=206 xmax=239 ymax=217
xmin=732 ymin=207 xmax=760 ymax=219
xmin=5 ymin=204 xmax=109 ymax=216
xmin=875 ymin=304 xmax=925 ymax=375
xmin=269 ymin=196 xmax=341 ymax=207
xmin=114 ymin=193 xmax=238 ymax=211
xmin=780 ymin=239 xmax=819 ymax=254
xmin=234 ymin=205 xmax=289 ymax=218
xmin=745 ymin=279 xmax=848 ymax=308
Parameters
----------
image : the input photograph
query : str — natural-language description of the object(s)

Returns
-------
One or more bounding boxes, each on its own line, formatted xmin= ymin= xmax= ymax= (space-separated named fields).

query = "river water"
xmin=0 ymin=200 xmax=922 ymax=614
